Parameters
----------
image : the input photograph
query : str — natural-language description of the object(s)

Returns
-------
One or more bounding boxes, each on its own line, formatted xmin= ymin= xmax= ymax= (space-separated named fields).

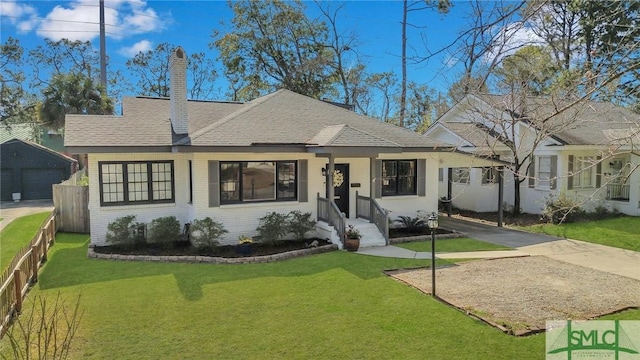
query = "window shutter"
xmin=528 ymin=157 xmax=535 ymax=188
xmin=417 ymin=159 xmax=426 ymax=196
xmin=298 ymin=160 xmax=308 ymax=203
xmin=596 ymin=155 xmax=602 ymax=188
xmin=208 ymin=160 xmax=219 ymax=207
xmin=567 ymin=155 xmax=574 ymax=190
xmin=371 ymin=158 xmax=382 ymax=198
xmin=550 ymin=155 xmax=558 ymax=190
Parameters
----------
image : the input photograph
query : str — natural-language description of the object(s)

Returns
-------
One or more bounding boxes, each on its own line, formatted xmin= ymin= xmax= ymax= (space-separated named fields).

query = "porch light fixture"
xmin=321 ymin=167 xmax=327 ymax=177
xmin=427 ymin=212 xmax=438 ymax=298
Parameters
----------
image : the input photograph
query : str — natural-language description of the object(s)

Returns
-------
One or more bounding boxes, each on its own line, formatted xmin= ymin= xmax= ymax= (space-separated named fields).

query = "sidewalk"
xmin=356 ymin=246 xmax=527 ymax=260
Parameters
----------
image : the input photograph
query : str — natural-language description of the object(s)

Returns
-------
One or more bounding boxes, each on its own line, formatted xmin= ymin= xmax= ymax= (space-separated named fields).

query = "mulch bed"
xmin=93 ymin=238 xmax=331 ymax=258
xmin=387 ymin=256 xmax=640 ymax=336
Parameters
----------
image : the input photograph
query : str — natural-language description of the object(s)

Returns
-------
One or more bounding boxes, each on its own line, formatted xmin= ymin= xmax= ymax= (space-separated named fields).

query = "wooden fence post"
xmin=13 ymin=270 xmax=22 ymax=313
xmin=41 ymin=232 xmax=48 ymax=263
xmin=31 ymin=246 xmax=39 ymax=283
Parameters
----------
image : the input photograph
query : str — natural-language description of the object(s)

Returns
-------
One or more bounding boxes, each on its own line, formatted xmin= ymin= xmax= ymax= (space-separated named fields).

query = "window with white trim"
xmin=481 ymin=167 xmax=498 ymax=184
xmin=573 ymin=156 xmax=594 ymax=188
xmin=537 ymin=156 xmax=552 ymax=189
xmin=99 ymin=161 xmax=174 ymax=206
xmin=451 ymin=167 xmax=470 ymax=184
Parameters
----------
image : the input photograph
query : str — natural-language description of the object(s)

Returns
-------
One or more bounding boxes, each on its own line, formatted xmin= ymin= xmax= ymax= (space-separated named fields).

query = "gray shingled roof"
xmin=437 ymin=122 xmax=507 ymax=148
xmin=477 ymin=94 xmax=640 ymax=146
xmin=66 ymin=89 xmax=450 ymax=151
xmin=0 ymin=123 xmax=39 ymax=144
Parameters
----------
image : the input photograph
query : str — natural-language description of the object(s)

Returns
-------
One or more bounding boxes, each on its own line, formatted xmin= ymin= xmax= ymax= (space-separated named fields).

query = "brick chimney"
xmin=170 ymin=46 xmax=188 ymax=134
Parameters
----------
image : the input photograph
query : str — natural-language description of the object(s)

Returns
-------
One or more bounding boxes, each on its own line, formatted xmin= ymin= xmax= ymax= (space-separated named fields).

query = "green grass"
xmin=0 ymin=211 xmax=52 ymax=271
xmin=515 ymin=216 xmax=640 ymax=252
xmin=396 ymin=237 xmax=511 ymax=253
xmin=0 ymin=232 xmax=550 ymax=359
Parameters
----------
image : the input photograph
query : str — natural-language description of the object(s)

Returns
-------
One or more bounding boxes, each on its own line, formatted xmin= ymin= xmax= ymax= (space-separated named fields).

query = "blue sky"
xmin=0 ymin=1 xmax=531 ymax=99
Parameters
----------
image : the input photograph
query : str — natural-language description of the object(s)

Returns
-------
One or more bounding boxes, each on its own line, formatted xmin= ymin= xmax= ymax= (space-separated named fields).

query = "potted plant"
xmin=236 ymin=235 xmax=253 ymax=256
xmin=344 ymin=225 xmax=361 ymax=252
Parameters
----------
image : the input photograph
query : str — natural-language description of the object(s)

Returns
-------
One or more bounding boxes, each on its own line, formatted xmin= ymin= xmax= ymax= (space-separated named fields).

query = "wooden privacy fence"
xmin=53 ymin=168 xmax=89 ymax=233
xmin=0 ymin=211 xmax=57 ymax=338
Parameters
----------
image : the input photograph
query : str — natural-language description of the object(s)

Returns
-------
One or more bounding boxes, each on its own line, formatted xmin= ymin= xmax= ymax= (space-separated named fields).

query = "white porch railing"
xmin=606 ymin=184 xmax=630 ymax=201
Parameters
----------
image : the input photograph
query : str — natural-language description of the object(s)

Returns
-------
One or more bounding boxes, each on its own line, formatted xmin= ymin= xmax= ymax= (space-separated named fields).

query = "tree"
xmin=399 ymin=0 xmax=451 ymax=128
xmin=125 ymin=43 xmax=219 ymax=99
xmin=40 ymin=72 xmax=114 ymax=130
xmin=1 ymin=37 xmax=36 ymax=123
xmin=494 ymin=45 xmax=558 ymax=96
xmin=27 ymin=39 xmax=99 ymax=90
xmin=212 ymin=0 xmax=335 ymax=100
xmin=524 ymin=0 xmax=581 ymax=71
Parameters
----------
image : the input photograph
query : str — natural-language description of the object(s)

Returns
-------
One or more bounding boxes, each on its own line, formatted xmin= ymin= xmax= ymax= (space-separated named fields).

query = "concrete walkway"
xmin=355 ymin=216 xmax=640 ymax=281
xmin=0 ymin=200 xmax=54 ymax=231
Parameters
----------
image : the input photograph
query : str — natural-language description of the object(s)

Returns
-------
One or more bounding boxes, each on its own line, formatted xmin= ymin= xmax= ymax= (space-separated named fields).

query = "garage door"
xmin=1 ymin=169 xmax=13 ymax=201
xmin=22 ymin=168 xmax=66 ymax=200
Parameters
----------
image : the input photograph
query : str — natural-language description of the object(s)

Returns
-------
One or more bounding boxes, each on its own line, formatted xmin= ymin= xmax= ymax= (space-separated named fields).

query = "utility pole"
xmin=99 ymin=0 xmax=107 ymax=90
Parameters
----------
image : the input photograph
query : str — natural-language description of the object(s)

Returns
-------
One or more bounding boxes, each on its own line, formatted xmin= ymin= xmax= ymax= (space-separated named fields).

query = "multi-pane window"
xmin=220 ymin=161 xmax=297 ymax=204
xmin=481 ymin=167 xmax=498 ymax=184
xmin=451 ymin=168 xmax=470 ymax=184
xmin=537 ymin=156 xmax=552 ymax=189
xmin=99 ymin=161 xmax=174 ymax=206
xmin=382 ymin=160 xmax=416 ymax=196
xmin=573 ymin=156 xmax=593 ymax=188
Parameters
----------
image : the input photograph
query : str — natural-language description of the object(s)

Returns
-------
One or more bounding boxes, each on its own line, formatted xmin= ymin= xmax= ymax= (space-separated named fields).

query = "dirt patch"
xmin=388 ymin=256 xmax=640 ymax=336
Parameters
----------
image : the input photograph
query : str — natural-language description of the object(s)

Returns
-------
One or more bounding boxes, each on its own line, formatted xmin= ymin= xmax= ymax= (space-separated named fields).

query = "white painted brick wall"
xmin=169 ymin=47 xmax=188 ymax=134
xmin=88 ymin=151 xmax=443 ymax=246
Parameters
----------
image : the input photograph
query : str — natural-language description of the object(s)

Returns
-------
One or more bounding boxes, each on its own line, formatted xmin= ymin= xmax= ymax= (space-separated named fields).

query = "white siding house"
xmin=426 ymin=94 xmax=640 ymax=216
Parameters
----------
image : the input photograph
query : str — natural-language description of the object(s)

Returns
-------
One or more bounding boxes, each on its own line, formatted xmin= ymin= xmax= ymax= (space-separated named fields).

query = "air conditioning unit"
xmin=12 ymin=192 xmax=21 ymax=202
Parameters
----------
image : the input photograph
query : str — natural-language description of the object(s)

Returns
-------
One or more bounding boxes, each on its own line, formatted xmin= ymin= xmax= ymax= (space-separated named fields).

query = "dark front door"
xmin=327 ymin=164 xmax=349 ymax=217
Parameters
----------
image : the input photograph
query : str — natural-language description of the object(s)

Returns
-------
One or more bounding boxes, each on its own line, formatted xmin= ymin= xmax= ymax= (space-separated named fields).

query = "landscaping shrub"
xmin=189 ymin=217 xmax=228 ymax=249
xmin=288 ymin=210 xmax=316 ymax=240
xmin=148 ymin=216 xmax=181 ymax=247
xmin=395 ymin=215 xmax=427 ymax=232
xmin=105 ymin=215 xmax=138 ymax=247
xmin=541 ymin=193 xmax=584 ymax=224
xmin=256 ymin=212 xmax=290 ymax=246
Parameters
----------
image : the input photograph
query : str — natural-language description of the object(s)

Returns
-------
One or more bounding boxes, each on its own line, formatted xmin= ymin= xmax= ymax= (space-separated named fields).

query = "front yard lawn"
xmin=0 ymin=211 xmax=51 ymax=271
xmin=515 ymin=216 xmax=640 ymax=252
xmin=2 ymin=233 xmax=547 ymax=359
xmin=396 ymin=237 xmax=510 ymax=253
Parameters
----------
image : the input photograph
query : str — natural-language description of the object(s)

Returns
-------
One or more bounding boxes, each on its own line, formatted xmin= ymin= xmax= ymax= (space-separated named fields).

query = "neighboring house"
xmin=64 ymin=47 xmax=501 ymax=248
xmin=0 ymin=138 xmax=77 ymax=201
xmin=425 ymin=94 xmax=640 ymax=216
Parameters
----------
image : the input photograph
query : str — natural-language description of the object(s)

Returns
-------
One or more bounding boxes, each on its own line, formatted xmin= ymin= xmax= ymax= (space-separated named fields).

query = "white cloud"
xmin=118 ymin=39 xmax=152 ymax=57
xmin=3 ymin=0 xmax=169 ymax=42
xmin=0 ymin=1 xmax=37 ymax=20
xmin=1 ymin=1 xmax=38 ymax=31
xmin=483 ymin=22 xmax=544 ymax=64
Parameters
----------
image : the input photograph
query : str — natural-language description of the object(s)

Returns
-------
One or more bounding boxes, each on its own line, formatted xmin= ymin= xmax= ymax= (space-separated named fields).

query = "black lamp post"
xmin=427 ymin=212 xmax=438 ymax=297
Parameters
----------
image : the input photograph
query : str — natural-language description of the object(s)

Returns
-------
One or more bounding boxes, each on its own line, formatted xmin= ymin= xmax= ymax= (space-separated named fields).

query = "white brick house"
xmin=65 ymin=47 xmax=503 ymax=248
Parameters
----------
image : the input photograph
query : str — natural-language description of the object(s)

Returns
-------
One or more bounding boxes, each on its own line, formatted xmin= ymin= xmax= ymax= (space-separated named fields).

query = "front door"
xmin=327 ymin=164 xmax=350 ymax=217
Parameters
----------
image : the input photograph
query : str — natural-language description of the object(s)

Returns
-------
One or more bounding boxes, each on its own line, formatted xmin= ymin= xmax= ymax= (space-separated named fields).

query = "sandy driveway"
xmin=388 ymin=256 xmax=640 ymax=336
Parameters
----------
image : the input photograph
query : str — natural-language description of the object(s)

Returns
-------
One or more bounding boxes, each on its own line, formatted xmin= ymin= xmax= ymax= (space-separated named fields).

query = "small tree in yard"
xmin=190 ymin=217 xmax=228 ymax=250
xmin=288 ymin=210 xmax=316 ymax=240
xmin=148 ymin=216 xmax=181 ymax=247
xmin=2 ymin=293 xmax=82 ymax=360
xmin=256 ymin=212 xmax=290 ymax=246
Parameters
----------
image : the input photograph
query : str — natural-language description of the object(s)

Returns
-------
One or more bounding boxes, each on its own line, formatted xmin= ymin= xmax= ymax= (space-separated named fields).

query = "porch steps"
xmin=346 ymin=219 xmax=386 ymax=248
